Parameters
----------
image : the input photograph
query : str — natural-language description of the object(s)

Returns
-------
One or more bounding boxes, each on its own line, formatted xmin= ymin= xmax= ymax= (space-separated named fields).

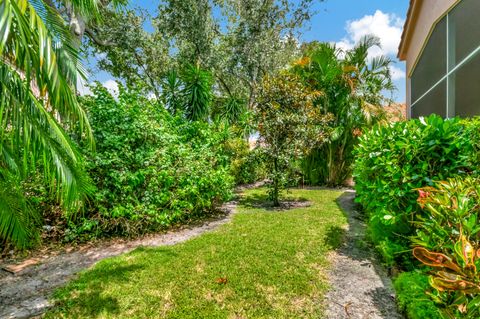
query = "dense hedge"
xmin=354 ymin=115 xmax=480 ymax=318
xmin=394 ymin=271 xmax=442 ymax=319
xmin=224 ymin=138 xmax=267 ymax=185
xmin=69 ymin=85 xmax=234 ymax=239
xmin=353 ymin=115 xmax=479 ymax=267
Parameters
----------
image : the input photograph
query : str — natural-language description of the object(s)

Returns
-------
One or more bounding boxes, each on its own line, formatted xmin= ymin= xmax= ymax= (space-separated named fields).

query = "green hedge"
xmin=354 ymin=115 xmax=480 ymax=319
xmin=353 ymin=115 xmax=479 ymax=267
xmin=70 ymin=85 xmax=234 ymax=240
xmin=394 ymin=271 xmax=442 ymax=319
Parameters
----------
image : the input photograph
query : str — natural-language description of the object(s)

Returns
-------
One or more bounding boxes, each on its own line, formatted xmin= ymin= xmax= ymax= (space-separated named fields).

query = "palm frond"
xmin=0 ymin=0 xmax=99 ymax=246
xmin=0 ymin=175 xmax=39 ymax=248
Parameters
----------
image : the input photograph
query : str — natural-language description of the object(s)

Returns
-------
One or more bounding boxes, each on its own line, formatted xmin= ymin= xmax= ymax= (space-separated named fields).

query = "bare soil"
xmin=325 ymin=191 xmax=403 ymax=319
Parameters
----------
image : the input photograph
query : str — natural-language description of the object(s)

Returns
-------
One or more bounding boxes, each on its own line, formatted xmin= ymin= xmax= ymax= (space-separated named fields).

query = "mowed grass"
xmin=46 ymin=188 xmax=347 ymax=319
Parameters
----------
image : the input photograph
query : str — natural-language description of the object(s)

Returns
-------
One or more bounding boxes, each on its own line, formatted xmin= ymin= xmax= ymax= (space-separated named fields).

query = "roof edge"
xmin=398 ymin=0 xmax=421 ymax=61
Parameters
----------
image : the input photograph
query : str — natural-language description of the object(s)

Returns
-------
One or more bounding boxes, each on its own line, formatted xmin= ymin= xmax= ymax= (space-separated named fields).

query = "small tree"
xmin=255 ymin=74 xmax=331 ymax=206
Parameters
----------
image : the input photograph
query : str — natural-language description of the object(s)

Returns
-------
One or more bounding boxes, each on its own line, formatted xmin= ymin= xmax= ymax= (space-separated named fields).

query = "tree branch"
xmin=85 ymin=28 xmax=115 ymax=47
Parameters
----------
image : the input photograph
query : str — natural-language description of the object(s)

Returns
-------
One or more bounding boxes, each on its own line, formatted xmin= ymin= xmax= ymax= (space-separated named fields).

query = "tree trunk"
xmin=272 ymin=157 xmax=280 ymax=206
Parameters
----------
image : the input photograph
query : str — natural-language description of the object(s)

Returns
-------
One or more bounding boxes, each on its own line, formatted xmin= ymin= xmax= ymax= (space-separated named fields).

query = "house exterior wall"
xmin=399 ymin=0 xmax=480 ymax=118
xmin=402 ymin=0 xmax=458 ymax=77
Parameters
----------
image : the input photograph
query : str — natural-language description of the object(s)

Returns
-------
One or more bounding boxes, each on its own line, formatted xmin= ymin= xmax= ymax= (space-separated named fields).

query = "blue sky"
xmin=88 ymin=0 xmax=409 ymax=103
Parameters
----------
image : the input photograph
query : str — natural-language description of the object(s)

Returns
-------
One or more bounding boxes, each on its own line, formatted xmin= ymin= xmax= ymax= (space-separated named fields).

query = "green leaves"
xmin=293 ymin=38 xmax=394 ymax=186
xmin=0 ymin=0 xmax=102 ymax=247
xmin=354 ymin=115 xmax=480 ymax=267
xmin=180 ymin=64 xmax=213 ymax=122
xmin=255 ymin=73 xmax=331 ymax=205
xmin=78 ymin=85 xmax=233 ymax=237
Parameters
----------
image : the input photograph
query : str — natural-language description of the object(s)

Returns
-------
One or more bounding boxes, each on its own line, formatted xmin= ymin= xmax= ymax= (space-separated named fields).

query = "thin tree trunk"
xmin=273 ymin=157 xmax=280 ymax=206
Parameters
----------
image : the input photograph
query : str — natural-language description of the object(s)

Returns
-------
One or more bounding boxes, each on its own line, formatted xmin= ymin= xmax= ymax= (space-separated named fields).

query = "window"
xmin=411 ymin=19 xmax=446 ymax=103
xmin=411 ymin=80 xmax=446 ymax=118
xmin=410 ymin=0 xmax=480 ymax=118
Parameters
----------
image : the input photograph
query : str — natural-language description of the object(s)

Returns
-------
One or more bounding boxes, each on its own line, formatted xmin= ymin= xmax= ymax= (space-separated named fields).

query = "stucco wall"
xmin=404 ymin=0 xmax=458 ymax=76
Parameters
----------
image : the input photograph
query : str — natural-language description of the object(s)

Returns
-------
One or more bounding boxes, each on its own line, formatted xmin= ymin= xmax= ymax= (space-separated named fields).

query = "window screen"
xmin=411 ymin=18 xmax=447 ymax=103
xmin=450 ymin=0 xmax=480 ymax=64
xmin=411 ymin=80 xmax=447 ymax=118
xmin=455 ymin=54 xmax=480 ymax=117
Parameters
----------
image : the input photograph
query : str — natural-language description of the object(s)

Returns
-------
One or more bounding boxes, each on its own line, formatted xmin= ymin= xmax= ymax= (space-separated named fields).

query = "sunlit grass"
xmin=46 ymin=188 xmax=346 ymax=319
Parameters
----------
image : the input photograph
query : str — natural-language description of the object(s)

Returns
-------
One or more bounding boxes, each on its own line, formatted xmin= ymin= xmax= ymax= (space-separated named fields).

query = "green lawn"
xmin=46 ymin=188 xmax=347 ymax=319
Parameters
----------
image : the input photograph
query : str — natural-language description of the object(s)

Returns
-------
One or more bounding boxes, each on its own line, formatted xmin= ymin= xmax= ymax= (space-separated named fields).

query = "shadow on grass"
xmin=323 ymin=225 xmax=346 ymax=250
xmin=239 ymin=191 xmax=311 ymax=211
xmin=52 ymin=262 xmax=147 ymax=317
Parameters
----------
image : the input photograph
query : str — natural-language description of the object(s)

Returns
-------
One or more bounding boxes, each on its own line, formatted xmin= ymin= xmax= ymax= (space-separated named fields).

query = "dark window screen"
xmin=450 ymin=0 xmax=480 ymax=64
xmin=455 ymin=54 xmax=480 ymax=117
xmin=411 ymin=18 xmax=447 ymax=103
xmin=411 ymin=80 xmax=446 ymax=118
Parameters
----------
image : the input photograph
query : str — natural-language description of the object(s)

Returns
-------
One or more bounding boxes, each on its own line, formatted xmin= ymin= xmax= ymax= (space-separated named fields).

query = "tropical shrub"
xmin=180 ymin=64 xmax=214 ymax=121
xmin=0 ymin=0 xmax=98 ymax=248
xmin=225 ymin=138 xmax=267 ymax=185
xmin=413 ymin=177 xmax=480 ymax=318
xmin=293 ymin=37 xmax=394 ymax=186
xmin=354 ymin=115 xmax=479 ymax=267
xmin=73 ymin=84 xmax=233 ymax=238
xmin=255 ymin=73 xmax=331 ymax=206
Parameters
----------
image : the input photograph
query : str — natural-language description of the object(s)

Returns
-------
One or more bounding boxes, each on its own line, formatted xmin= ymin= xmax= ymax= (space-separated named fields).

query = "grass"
xmin=46 ymin=188 xmax=347 ymax=319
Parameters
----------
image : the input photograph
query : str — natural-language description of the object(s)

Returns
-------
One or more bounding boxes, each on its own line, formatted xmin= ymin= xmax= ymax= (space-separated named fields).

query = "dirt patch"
xmin=0 ymin=201 xmax=238 ymax=319
xmin=325 ymin=191 xmax=402 ymax=319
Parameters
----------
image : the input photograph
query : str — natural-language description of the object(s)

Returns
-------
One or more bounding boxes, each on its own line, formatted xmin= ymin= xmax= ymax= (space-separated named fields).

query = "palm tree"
xmin=0 ymin=0 xmax=107 ymax=247
xmin=294 ymin=36 xmax=394 ymax=186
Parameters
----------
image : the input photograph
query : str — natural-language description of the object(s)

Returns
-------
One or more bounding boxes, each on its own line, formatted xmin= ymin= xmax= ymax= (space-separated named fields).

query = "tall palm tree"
xmin=294 ymin=36 xmax=394 ymax=186
xmin=0 ymin=0 xmax=107 ymax=247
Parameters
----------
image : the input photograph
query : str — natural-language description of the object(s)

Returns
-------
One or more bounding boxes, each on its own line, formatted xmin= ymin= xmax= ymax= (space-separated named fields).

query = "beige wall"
xmin=404 ymin=0 xmax=458 ymax=76
xmin=401 ymin=0 xmax=459 ymax=114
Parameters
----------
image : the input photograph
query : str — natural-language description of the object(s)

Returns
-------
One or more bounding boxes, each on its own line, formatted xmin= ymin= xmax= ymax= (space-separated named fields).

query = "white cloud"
xmin=390 ymin=65 xmax=406 ymax=81
xmin=337 ymin=10 xmax=404 ymax=58
xmin=336 ymin=10 xmax=406 ymax=83
xmin=102 ymin=79 xmax=119 ymax=98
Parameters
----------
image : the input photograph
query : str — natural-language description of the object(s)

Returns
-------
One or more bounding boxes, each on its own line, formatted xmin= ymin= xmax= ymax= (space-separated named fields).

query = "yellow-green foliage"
xmin=413 ymin=177 xmax=480 ymax=318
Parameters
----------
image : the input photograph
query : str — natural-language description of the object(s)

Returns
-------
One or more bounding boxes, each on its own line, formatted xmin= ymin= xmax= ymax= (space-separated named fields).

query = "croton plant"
xmin=412 ymin=177 xmax=480 ymax=318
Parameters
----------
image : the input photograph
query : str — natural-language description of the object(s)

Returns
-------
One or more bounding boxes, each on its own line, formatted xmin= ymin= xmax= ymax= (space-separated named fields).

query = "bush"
xmin=353 ymin=115 xmax=479 ymax=267
xmin=226 ymin=139 xmax=267 ymax=185
xmin=394 ymin=271 xmax=442 ymax=319
xmin=73 ymin=85 xmax=233 ymax=239
xmin=413 ymin=177 xmax=480 ymax=318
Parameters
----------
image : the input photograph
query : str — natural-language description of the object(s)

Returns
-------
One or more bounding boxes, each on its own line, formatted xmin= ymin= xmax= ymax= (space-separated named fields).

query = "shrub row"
xmin=354 ymin=115 xmax=480 ymax=318
xmin=67 ymin=85 xmax=235 ymax=240
xmin=354 ymin=115 xmax=479 ymax=267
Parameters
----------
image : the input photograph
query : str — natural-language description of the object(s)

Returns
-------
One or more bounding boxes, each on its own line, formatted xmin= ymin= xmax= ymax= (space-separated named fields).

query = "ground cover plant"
xmin=394 ymin=271 xmax=442 ymax=319
xmin=46 ymin=188 xmax=346 ymax=318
